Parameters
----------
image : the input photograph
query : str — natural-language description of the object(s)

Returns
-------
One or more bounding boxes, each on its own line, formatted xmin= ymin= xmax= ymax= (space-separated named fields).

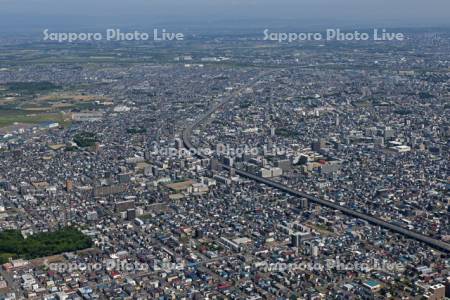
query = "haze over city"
xmin=1 ymin=0 xmax=450 ymax=31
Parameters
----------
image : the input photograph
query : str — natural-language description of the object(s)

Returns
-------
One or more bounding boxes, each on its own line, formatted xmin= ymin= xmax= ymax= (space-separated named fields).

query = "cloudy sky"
xmin=1 ymin=0 xmax=449 ymax=31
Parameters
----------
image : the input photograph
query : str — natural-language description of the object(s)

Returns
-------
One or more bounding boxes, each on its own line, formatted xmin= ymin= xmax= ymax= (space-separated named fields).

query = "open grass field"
xmin=0 ymin=109 xmax=68 ymax=127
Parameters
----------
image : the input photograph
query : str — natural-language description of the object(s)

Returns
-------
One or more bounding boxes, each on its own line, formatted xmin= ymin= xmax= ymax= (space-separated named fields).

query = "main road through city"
xmin=182 ymin=78 xmax=450 ymax=253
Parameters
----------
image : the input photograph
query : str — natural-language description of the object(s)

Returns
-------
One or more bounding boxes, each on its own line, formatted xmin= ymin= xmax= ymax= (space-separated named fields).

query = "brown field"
xmin=37 ymin=93 xmax=110 ymax=102
xmin=0 ymin=97 xmax=16 ymax=105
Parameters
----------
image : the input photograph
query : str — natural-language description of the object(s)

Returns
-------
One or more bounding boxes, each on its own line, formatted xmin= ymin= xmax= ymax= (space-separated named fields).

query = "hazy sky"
xmin=1 ymin=0 xmax=449 ymax=31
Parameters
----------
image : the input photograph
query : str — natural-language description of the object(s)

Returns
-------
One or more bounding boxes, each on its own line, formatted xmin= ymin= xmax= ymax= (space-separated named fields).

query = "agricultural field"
xmin=0 ymin=81 xmax=109 ymax=127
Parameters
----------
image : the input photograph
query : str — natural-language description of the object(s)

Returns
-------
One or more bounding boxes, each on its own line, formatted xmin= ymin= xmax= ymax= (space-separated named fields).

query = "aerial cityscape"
xmin=0 ymin=1 xmax=449 ymax=299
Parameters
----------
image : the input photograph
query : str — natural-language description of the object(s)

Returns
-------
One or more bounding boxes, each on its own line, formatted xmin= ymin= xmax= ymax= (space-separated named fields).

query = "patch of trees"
xmin=127 ymin=127 xmax=147 ymax=134
xmin=73 ymin=131 xmax=98 ymax=147
xmin=6 ymin=81 xmax=59 ymax=93
xmin=0 ymin=227 xmax=93 ymax=264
